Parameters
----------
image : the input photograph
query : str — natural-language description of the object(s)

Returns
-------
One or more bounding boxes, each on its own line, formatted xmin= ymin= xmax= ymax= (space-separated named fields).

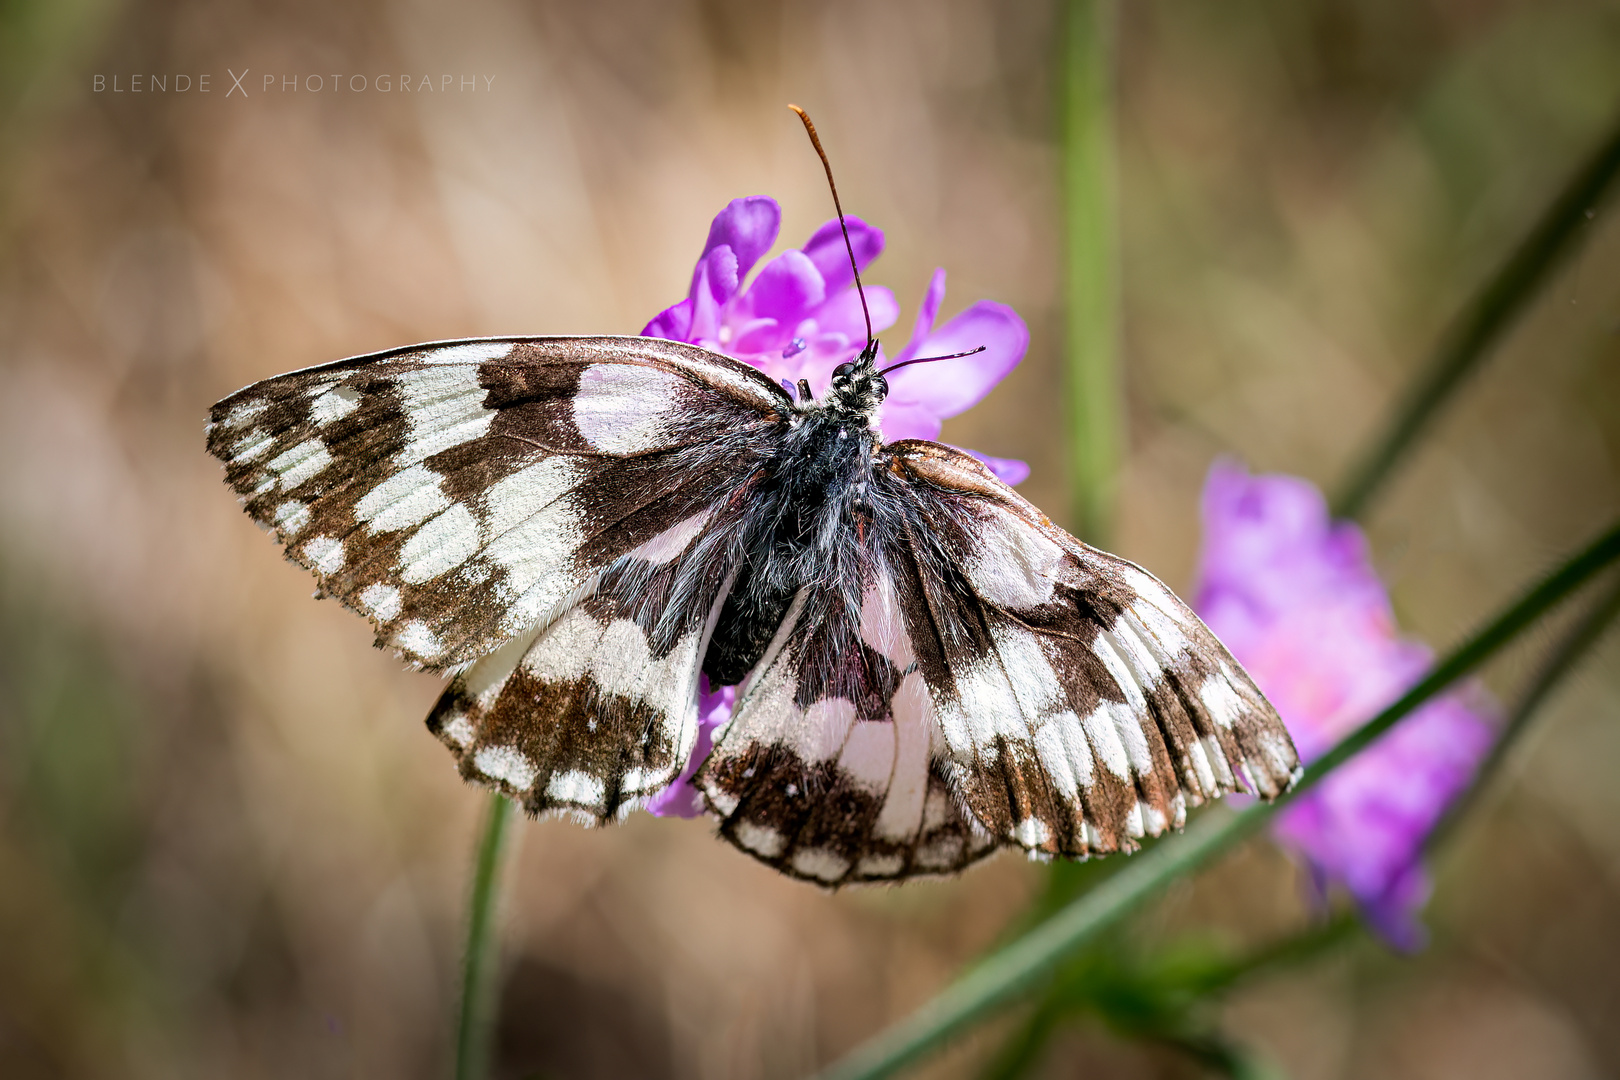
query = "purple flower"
xmin=642 ymin=196 xmax=1030 ymax=485
xmin=644 ymin=198 xmax=1032 ymax=819
xmin=643 ymin=676 xmax=734 ymax=819
xmin=1193 ymin=459 xmax=1496 ymax=950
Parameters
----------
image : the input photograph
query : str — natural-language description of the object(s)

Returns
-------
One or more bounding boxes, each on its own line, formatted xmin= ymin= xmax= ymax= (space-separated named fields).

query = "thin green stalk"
xmin=983 ymin=569 xmax=1619 ymax=1077
xmin=978 ymin=1005 xmax=1060 ymax=1080
xmin=1061 ymin=0 xmax=1121 ymax=546
xmin=1149 ymin=1032 xmax=1278 ymax=1080
xmin=1186 ymin=914 xmax=1361 ymax=998
xmin=1333 ymin=109 xmax=1620 ymax=520
xmin=455 ymin=791 xmax=515 ymax=1080
xmin=816 ymin=519 xmax=1620 ymax=1080
xmin=1426 ymin=568 xmax=1620 ymax=854
xmin=985 ymin=567 xmax=1620 ymax=1077
xmin=981 ymin=914 xmax=1356 ymax=1079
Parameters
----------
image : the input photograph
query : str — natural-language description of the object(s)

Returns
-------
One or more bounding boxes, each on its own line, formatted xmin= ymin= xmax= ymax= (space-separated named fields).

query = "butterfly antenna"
xmin=876 ymin=346 xmax=986 ymax=379
xmin=789 ymin=104 xmax=872 ymax=351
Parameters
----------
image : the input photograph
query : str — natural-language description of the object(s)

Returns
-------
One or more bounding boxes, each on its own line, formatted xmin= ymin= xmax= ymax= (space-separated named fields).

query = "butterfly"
xmin=205 ymin=112 xmax=1299 ymax=886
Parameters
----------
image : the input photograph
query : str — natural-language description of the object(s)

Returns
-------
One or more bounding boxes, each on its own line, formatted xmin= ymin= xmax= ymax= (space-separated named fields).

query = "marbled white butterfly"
xmin=206 ymin=109 xmax=1299 ymax=884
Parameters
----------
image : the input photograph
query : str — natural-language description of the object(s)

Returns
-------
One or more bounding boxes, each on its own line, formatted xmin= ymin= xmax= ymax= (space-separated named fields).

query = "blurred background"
xmin=2 ymin=1 xmax=1619 ymax=1077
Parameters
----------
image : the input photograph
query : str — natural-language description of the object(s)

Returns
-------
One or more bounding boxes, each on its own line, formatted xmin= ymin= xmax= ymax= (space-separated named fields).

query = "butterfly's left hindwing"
xmin=425 ymin=523 xmax=739 ymax=822
xmin=208 ymin=336 xmax=790 ymax=819
xmin=699 ymin=576 xmax=998 ymax=884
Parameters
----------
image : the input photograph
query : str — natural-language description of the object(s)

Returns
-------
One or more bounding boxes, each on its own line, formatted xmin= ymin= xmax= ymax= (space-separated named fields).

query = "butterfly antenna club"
xmin=789 ymin=104 xmax=873 ymax=351
xmin=877 ymin=346 xmax=987 ymax=379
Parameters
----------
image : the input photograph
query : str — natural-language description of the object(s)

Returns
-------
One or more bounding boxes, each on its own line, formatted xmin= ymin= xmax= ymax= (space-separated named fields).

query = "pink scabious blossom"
xmin=643 ymin=674 xmax=734 ymax=818
xmin=1193 ymin=459 xmax=1496 ymax=949
xmin=641 ymin=195 xmax=1031 ymax=485
xmin=645 ymin=195 xmax=1030 ymax=819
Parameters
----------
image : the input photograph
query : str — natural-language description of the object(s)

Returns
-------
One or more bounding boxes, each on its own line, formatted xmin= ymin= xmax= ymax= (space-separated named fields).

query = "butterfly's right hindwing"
xmin=698 ymin=573 xmax=1000 ymax=884
xmin=424 ymin=515 xmax=741 ymax=823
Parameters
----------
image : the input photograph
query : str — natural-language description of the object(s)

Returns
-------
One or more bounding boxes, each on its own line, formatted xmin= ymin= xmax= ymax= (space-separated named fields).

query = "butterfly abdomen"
xmin=701 ymin=409 xmax=879 ymax=689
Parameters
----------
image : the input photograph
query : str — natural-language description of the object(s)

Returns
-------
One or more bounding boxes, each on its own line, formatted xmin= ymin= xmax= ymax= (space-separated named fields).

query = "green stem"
xmin=977 ymin=1005 xmax=1060 ymax=1080
xmin=1189 ymin=914 xmax=1361 ymax=997
xmin=986 ymin=567 xmax=1620 ymax=1077
xmin=1061 ymin=0 xmax=1121 ymax=547
xmin=1151 ymin=1032 xmax=1279 ymax=1080
xmin=455 ymin=791 xmax=515 ymax=1080
xmin=1426 ymin=568 xmax=1620 ymax=855
xmin=1332 ymin=109 xmax=1620 ymax=520
xmin=815 ymin=519 xmax=1620 ymax=1080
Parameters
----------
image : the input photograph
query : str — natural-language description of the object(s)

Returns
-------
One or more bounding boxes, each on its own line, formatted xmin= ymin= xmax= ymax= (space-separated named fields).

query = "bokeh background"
xmin=3 ymin=1 xmax=1619 ymax=1077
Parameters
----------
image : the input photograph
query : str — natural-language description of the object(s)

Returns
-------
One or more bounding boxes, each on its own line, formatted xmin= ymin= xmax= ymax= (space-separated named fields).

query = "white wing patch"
xmin=393 ymin=365 xmax=498 ymax=467
xmin=354 ymin=464 xmax=452 ymax=533
xmin=358 ymin=583 xmax=402 ymax=621
xmin=418 ymin=341 xmax=515 ymax=364
xmin=398 ymin=503 xmax=482 ymax=585
xmin=859 ymin=572 xmax=916 ymax=668
xmin=864 ymin=672 xmax=935 ymax=842
xmin=267 ymin=438 xmax=333 ymax=490
xmin=302 ymin=535 xmax=345 ymax=574
xmin=962 ymin=501 xmax=1066 ymax=609
xmin=571 ymin=364 xmax=683 ymax=453
xmin=626 ymin=510 xmax=712 ymax=565
xmin=274 ymin=499 xmax=311 ymax=533
xmin=309 ymin=384 xmax=361 ymax=425
xmin=475 ymin=745 xmax=538 ymax=788
xmin=395 ymin=620 xmax=444 ymax=659
xmin=484 ymin=459 xmax=589 ymax=633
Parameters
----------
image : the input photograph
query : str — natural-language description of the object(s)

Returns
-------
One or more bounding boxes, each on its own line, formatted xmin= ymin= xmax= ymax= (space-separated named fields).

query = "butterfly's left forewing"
xmin=891 ymin=443 xmax=1299 ymax=858
xmin=696 ymin=440 xmax=1297 ymax=882
xmin=208 ymin=336 xmax=791 ymax=820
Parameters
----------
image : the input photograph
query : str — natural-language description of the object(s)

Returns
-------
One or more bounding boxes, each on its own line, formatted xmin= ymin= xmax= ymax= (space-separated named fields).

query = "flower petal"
xmin=894 ymin=267 xmax=948 ymax=365
xmin=802 ymin=216 xmax=884 ymax=295
xmin=951 ymin=445 xmax=1029 ymax=486
xmin=687 ymin=256 xmax=727 ymax=343
xmin=701 ymin=196 xmax=780 ymax=281
xmin=693 ymin=244 xmax=740 ymax=305
xmin=642 ymin=297 xmax=693 ymax=341
xmin=884 ymin=300 xmax=1028 ymax=419
xmin=1192 ymin=460 xmax=1499 ymax=950
xmin=812 ymin=283 xmax=899 ymax=343
xmin=876 ymin=400 xmax=942 ymax=443
xmin=645 ymin=678 xmax=734 ymax=819
xmin=731 ymin=317 xmax=784 ymax=356
xmin=743 ymin=249 xmax=827 ymax=324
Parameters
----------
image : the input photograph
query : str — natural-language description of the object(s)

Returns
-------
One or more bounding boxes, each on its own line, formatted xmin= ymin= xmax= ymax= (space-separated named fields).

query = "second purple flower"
xmin=1193 ymin=460 xmax=1498 ymax=949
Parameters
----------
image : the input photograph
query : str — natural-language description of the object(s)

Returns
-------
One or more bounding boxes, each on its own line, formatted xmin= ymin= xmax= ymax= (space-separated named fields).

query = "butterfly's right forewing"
xmin=208 ymin=336 xmax=792 ymax=822
xmin=207 ymin=336 xmax=789 ymax=669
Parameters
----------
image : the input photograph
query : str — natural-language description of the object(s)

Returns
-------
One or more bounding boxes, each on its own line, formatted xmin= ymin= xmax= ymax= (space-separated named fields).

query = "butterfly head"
xmin=824 ymin=340 xmax=888 ymax=420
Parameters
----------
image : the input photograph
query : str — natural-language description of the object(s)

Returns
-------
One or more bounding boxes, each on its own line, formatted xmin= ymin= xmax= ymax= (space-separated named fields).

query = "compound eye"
xmin=831 ymin=362 xmax=855 ymax=382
